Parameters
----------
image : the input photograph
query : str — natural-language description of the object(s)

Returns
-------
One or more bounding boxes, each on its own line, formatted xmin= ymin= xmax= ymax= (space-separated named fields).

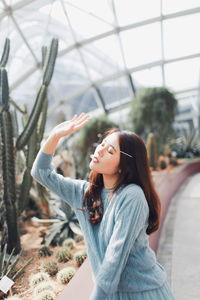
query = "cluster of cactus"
xmin=38 ymin=246 xmax=53 ymax=258
xmin=0 ymin=37 xmax=58 ymax=254
xmin=39 ymin=261 xmax=58 ymax=276
xmin=29 ymin=272 xmax=50 ymax=289
xmin=62 ymin=238 xmax=76 ymax=250
xmin=56 ymin=266 xmax=76 ymax=284
xmin=55 ymin=248 xmax=72 ymax=263
xmin=146 ymin=132 xmax=158 ymax=171
xmin=74 ymin=249 xmax=87 ymax=267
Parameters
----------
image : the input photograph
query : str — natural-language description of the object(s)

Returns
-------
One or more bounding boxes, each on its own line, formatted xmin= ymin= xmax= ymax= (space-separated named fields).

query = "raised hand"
xmin=51 ymin=113 xmax=91 ymax=139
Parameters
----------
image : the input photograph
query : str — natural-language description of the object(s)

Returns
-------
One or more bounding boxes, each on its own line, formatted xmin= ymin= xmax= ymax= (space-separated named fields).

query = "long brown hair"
xmin=81 ymin=128 xmax=161 ymax=235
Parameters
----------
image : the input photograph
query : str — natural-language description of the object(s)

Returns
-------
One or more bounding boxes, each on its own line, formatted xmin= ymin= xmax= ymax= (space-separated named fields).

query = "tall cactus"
xmin=146 ymin=132 xmax=158 ymax=170
xmin=0 ymin=67 xmax=21 ymax=254
xmin=18 ymin=39 xmax=58 ymax=213
xmin=0 ymin=37 xmax=59 ymax=253
xmin=15 ymin=38 xmax=58 ymax=151
xmin=0 ymin=37 xmax=10 ymax=67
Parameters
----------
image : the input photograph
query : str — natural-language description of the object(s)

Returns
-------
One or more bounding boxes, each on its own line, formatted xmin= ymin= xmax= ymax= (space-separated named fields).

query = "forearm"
xmin=41 ymin=133 xmax=60 ymax=154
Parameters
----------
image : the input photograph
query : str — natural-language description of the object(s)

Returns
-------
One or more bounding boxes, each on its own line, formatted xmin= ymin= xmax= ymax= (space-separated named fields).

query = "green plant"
xmin=55 ymin=248 xmax=72 ymax=263
xmin=129 ymin=87 xmax=177 ymax=153
xmin=62 ymin=238 xmax=76 ymax=250
xmin=56 ymin=266 xmax=76 ymax=284
xmin=169 ymin=128 xmax=200 ymax=158
xmin=29 ymin=272 xmax=50 ymax=289
xmin=146 ymin=133 xmax=158 ymax=170
xmin=74 ymin=249 xmax=87 ymax=267
xmin=38 ymin=246 xmax=53 ymax=257
xmin=40 ymin=261 xmax=58 ymax=277
xmin=33 ymin=281 xmax=56 ymax=297
xmin=0 ymin=37 xmax=58 ymax=253
xmin=34 ymin=290 xmax=56 ymax=300
xmin=44 ymin=205 xmax=83 ymax=246
xmin=0 ymin=244 xmax=32 ymax=281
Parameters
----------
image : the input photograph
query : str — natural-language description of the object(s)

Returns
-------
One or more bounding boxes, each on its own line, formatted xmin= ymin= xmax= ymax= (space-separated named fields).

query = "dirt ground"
xmin=6 ymin=218 xmax=86 ymax=300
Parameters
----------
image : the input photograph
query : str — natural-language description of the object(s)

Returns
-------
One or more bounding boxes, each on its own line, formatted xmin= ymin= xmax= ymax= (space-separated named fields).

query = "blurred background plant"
xmin=128 ymin=87 xmax=178 ymax=155
xmin=167 ymin=127 xmax=200 ymax=159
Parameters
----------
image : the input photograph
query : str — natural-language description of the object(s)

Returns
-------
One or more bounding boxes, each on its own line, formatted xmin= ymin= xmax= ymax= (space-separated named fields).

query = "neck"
xmin=102 ymin=173 xmax=119 ymax=190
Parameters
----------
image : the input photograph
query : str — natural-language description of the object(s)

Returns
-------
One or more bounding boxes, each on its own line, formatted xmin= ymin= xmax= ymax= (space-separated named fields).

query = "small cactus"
xmin=74 ymin=249 xmax=87 ymax=267
xmin=34 ymin=290 xmax=56 ymax=300
xmin=62 ymin=238 xmax=76 ymax=250
xmin=74 ymin=235 xmax=83 ymax=243
xmin=38 ymin=246 xmax=53 ymax=257
xmin=33 ymin=281 xmax=56 ymax=297
xmin=56 ymin=267 xmax=76 ymax=284
xmin=29 ymin=272 xmax=50 ymax=288
xmin=40 ymin=261 xmax=58 ymax=276
xmin=55 ymin=248 xmax=72 ymax=263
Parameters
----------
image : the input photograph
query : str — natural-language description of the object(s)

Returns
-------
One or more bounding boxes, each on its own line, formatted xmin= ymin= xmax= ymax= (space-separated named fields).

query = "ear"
xmin=118 ymin=169 xmax=121 ymax=173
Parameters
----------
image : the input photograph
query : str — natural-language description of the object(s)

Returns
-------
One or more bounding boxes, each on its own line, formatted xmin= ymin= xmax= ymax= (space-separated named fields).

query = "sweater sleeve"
xmin=95 ymin=186 xmax=148 ymax=297
xmin=30 ymin=150 xmax=88 ymax=210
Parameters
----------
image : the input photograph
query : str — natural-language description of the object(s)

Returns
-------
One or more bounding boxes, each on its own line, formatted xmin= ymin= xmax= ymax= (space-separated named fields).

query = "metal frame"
xmin=0 ymin=0 xmax=199 ymax=126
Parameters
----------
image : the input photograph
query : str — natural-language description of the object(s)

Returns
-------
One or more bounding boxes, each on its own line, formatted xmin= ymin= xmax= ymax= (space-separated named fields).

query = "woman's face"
xmin=89 ymin=132 xmax=120 ymax=175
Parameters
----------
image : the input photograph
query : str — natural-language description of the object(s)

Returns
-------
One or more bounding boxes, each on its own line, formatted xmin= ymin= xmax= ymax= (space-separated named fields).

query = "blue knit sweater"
xmin=31 ymin=150 xmax=167 ymax=299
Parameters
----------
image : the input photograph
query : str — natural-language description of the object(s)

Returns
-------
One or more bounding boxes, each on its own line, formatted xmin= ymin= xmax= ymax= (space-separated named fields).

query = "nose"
xmin=97 ymin=145 xmax=105 ymax=157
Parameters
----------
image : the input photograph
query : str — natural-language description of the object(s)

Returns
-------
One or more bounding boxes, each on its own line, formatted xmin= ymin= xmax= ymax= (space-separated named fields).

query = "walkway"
xmin=157 ymin=173 xmax=200 ymax=300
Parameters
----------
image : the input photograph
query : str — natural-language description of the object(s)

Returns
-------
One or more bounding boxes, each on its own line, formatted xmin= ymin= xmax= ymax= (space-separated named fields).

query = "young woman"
xmin=31 ymin=113 xmax=176 ymax=300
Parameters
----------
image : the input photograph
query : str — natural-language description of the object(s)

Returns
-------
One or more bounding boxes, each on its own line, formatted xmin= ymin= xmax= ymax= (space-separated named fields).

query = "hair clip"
xmin=120 ymin=150 xmax=133 ymax=158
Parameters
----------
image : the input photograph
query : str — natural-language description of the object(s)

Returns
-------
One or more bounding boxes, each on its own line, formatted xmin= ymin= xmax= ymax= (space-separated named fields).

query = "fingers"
xmin=73 ymin=113 xmax=91 ymax=130
xmin=71 ymin=114 xmax=77 ymax=121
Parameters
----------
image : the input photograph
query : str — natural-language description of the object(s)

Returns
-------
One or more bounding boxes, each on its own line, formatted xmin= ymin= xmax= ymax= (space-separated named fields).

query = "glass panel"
xmin=132 ymin=66 xmax=163 ymax=89
xmin=164 ymin=14 xmax=200 ymax=60
xmin=115 ymin=0 xmax=160 ymax=26
xmin=53 ymin=51 xmax=90 ymax=97
xmin=163 ymin=0 xmax=200 ymax=15
xmin=81 ymin=34 xmax=124 ymax=81
xmin=64 ymin=0 xmax=113 ymax=41
xmin=98 ymin=76 xmax=131 ymax=108
xmin=65 ymin=0 xmax=114 ymax=26
xmin=165 ymin=58 xmax=200 ymax=91
xmin=68 ymin=88 xmax=98 ymax=115
xmin=121 ymin=22 xmax=161 ymax=68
